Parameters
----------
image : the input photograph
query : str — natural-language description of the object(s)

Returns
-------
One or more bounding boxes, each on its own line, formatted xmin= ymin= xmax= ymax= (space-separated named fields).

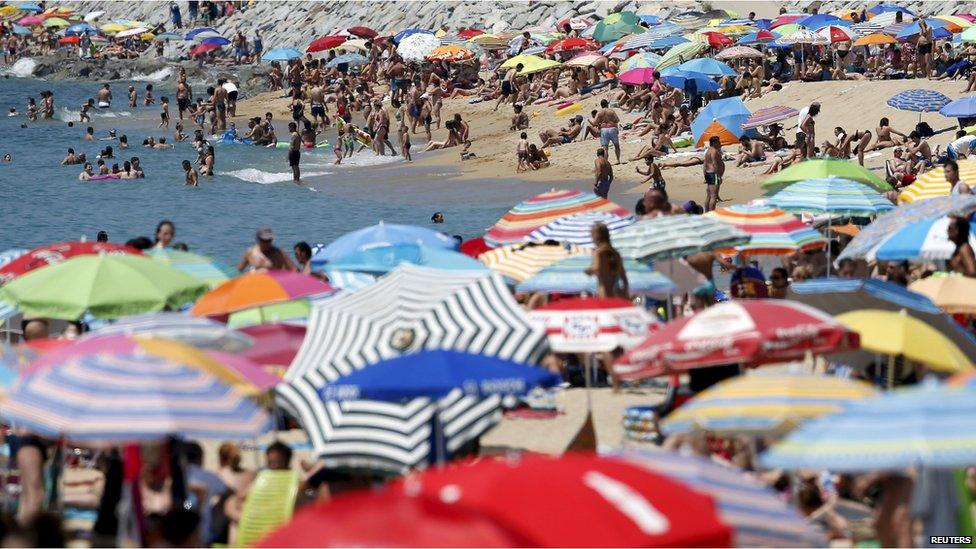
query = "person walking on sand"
xmin=594 ymin=99 xmax=622 ymax=164
xmin=494 ymin=63 xmax=521 ymax=112
xmin=800 ymin=102 xmax=819 ymax=159
xmin=288 ymin=121 xmax=301 ymax=184
xmin=703 ymin=136 xmax=725 ymax=212
xmin=594 ymin=148 xmax=613 ymax=198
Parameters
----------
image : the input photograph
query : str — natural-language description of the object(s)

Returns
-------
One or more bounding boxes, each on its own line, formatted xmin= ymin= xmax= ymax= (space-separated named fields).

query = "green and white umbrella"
xmin=610 ymin=214 xmax=750 ymax=262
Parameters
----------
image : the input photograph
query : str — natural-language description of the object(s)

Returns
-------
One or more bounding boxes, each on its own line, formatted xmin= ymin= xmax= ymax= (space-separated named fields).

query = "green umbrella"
xmin=772 ymin=23 xmax=803 ymax=36
xmin=592 ymin=11 xmax=644 ymax=43
xmin=763 ymin=159 xmax=891 ymax=192
xmin=146 ymin=248 xmax=236 ymax=288
xmin=42 ymin=17 xmax=69 ymax=28
xmin=656 ymin=41 xmax=708 ymax=70
xmin=0 ymin=254 xmax=208 ymax=320
xmin=227 ymin=299 xmax=311 ymax=328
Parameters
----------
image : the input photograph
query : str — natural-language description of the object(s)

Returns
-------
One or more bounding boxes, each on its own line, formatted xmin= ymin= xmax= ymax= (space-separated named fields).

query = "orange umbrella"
xmin=696 ymin=120 xmax=740 ymax=147
xmin=426 ymin=44 xmax=474 ymax=61
xmin=191 ymin=270 xmax=334 ymax=317
xmin=853 ymin=33 xmax=897 ymax=46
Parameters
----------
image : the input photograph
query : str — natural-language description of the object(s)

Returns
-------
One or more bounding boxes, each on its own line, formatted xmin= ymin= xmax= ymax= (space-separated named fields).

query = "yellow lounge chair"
xmin=236 ymin=470 xmax=299 ymax=547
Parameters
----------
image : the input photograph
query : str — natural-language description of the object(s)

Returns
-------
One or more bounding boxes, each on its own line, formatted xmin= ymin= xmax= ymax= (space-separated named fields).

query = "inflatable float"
xmin=555 ymin=102 xmax=582 ymax=116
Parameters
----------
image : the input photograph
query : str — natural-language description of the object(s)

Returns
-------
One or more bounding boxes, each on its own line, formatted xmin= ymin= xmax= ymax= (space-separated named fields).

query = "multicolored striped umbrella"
xmin=0 ymin=241 xmax=141 ymax=284
xmin=741 ymin=106 xmax=799 ymax=129
xmin=190 ymin=270 xmax=334 ymax=317
xmin=760 ymin=380 xmax=976 ymax=471
xmin=619 ymin=24 xmax=683 ymax=51
xmin=764 ymin=178 xmax=895 ymax=216
xmin=661 ymin=373 xmax=878 ymax=436
xmin=610 ymin=214 xmax=751 ymax=261
xmin=763 ymin=159 xmax=890 ymax=191
xmin=706 ymin=204 xmax=827 ymax=256
xmin=516 ymin=254 xmax=676 ymax=296
xmin=714 ymin=45 xmax=763 ymax=60
xmin=528 ymin=297 xmax=660 ymax=353
xmin=5 ymin=351 xmax=269 ymax=443
xmin=484 ymin=190 xmax=630 ymax=247
xmin=612 ymin=448 xmax=827 ymax=547
xmin=656 ymin=41 xmax=707 ymax=70
xmin=618 ymin=51 xmax=662 ymax=72
xmin=816 ymin=24 xmax=857 ymax=42
xmin=898 ymin=160 xmax=976 ymax=203
xmin=775 ymin=29 xmax=829 ymax=45
xmin=478 ymin=242 xmax=587 ymax=283
xmin=84 ymin=312 xmax=252 ymax=351
xmin=886 ymin=88 xmax=951 ymax=113
xmin=869 ymin=215 xmax=976 ymax=262
xmin=524 ymin=211 xmax=634 ymax=247
xmin=145 ymin=248 xmax=235 ymax=288
xmin=564 ymin=51 xmax=606 ymax=67
xmin=0 ymin=249 xmax=26 ymax=269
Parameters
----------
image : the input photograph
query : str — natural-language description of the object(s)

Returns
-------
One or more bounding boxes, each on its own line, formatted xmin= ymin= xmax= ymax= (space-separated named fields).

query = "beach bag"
xmin=915 ymin=121 xmax=934 ymax=138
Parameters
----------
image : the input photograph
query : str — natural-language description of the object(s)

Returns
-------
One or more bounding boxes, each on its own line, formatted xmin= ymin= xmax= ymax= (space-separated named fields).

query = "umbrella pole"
xmin=886 ymin=354 xmax=895 ymax=389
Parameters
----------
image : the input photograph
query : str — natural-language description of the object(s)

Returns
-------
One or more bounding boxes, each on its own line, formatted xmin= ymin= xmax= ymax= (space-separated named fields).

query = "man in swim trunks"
xmin=97 ymin=84 xmax=112 ymax=109
xmin=593 ymin=147 xmax=613 ymax=199
xmin=236 ymin=227 xmax=296 ymax=272
xmin=176 ymin=78 xmax=191 ymax=121
xmin=735 ymin=136 xmax=766 ymax=167
xmin=494 ymin=63 xmax=522 ymax=112
xmin=287 ymin=121 xmax=301 ymax=185
xmin=309 ymin=83 xmax=328 ymax=132
xmin=594 ymin=99 xmax=621 ymax=165
xmin=213 ymin=78 xmax=228 ymax=131
xmin=703 ymin=135 xmax=725 ymax=212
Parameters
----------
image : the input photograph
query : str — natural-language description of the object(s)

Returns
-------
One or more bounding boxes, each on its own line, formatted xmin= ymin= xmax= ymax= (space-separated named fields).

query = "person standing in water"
xmin=182 ymin=160 xmax=198 ymax=186
xmin=288 ymin=121 xmax=301 ymax=184
xmin=97 ymin=84 xmax=111 ymax=109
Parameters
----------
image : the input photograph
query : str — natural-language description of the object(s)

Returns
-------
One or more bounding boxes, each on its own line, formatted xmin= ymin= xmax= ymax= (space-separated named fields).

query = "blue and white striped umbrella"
xmin=322 ymin=270 xmax=376 ymax=292
xmin=524 ymin=211 xmax=635 ymax=247
xmin=763 ymin=178 xmax=895 ymax=216
xmin=886 ymin=89 xmax=951 ymax=113
xmin=869 ymin=216 xmax=976 ymax=262
xmin=327 ymin=53 xmax=368 ymax=67
xmin=516 ymin=254 xmax=677 ymax=296
xmin=84 ymin=311 xmax=253 ymax=352
xmin=620 ymin=24 xmax=684 ymax=51
xmin=611 ymin=448 xmax=826 ymax=547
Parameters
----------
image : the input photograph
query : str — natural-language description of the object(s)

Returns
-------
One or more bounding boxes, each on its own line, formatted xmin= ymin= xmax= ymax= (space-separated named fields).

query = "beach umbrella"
xmin=4 ymin=351 xmax=269 ymax=443
xmin=0 ymin=254 xmax=206 ymax=320
xmin=564 ymin=51 xmax=606 ymax=67
xmin=613 ymin=448 xmax=827 ymax=547
xmin=238 ymin=323 xmax=305 ymax=368
xmin=887 ymin=88 xmax=952 ymax=113
xmin=191 ymin=270 xmax=333 ymax=317
xmin=400 ymin=453 xmax=734 ymax=547
xmin=614 ymin=300 xmax=859 ymax=381
xmin=645 ymin=35 xmax=691 ymax=49
xmin=660 ymin=373 xmax=878 ymax=437
xmin=334 ymin=38 xmax=368 ymax=52
xmin=764 ymin=178 xmax=894 ymax=216
xmin=741 ymin=105 xmax=798 ymax=129
xmin=306 ymin=34 xmax=347 ymax=53
xmin=962 ymin=26 xmax=976 ymax=43
xmin=456 ymin=28 xmax=484 ymax=39
xmin=82 ymin=10 xmax=103 ymax=22
xmin=183 ymin=26 xmax=217 ymax=40
xmin=527 ymin=297 xmax=660 ymax=353
xmin=516 ymin=254 xmax=676 ymax=296
xmin=714 ymin=45 xmax=763 ymax=60
xmin=311 ymin=222 xmax=456 ymax=266
xmin=84 ymin=311 xmax=252 ymax=352
xmin=617 ymin=51 xmax=661 ymax=72
xmin=0 ymin=249 xmax=26 ymax=271
xmin=57 ymin=35 xmax=79 ymax=45
xmin=501 ymin=53 xmax=560 ymax=75
xmin=690 ymin=96 xmax=751 ymax=147
xmin=863 ymin=215 xmax=976 ymax=262
xmin=673 ymin=57 xmax=736 ymax=76
xmin=776 ymin=28 xmax=830 ymax=45
xmin=940 ymin=96 xmax=976 ymax=118
xmin=850 ymin=20 xmax=886 ymax=36
xmin=425 ymin=44 xmax=474 ymax=61
xmin=696 ymin=31 xmax=734 ymax=48
xmin=868 ymin=4 xmax=915 ymax=18
xmin=852 ymin=32 xmax=897 ymax=45
xmin=154 ymin=31 xmax=182 ymax=41
xmin=898 ymin=160 xmax=976 ymax=203
xmin=795 ymin=13 xmax=843 ymax=29
xmin=934 ymin=15 xmax=973 ymax=30
xmin=484 ymin=189 xmax=630 ymax=248
xmin=612 ymin=214 xmax=750 ymax=261
xmin=705 ymin=204 xmax=827 ymax=256
xmin=838 ymin=309 xmax=972 ymax=374
xmin=895 ymin=19 xmax=952 ymax=41
xmin=839 ymin=195 xmax=976 ymax=258
xmin=225 ymin=293 xmax=326 ymax=328
xmin=618 ymin=67 xmax=657 ymax=84
xmin=816 ymin=24 xmax=857 ymax=42
xmin=326 ymin=244 xmax=487 ymax=276
xmin=325 ymin=53 xmax=368 ymax=67
xmin=660 ymin=69 xmax=720 ymax=92
xmin=524 ymin=211 xmax=634 ymax=247
xmin=736 ymin=30 xmax=777 ymax=45
xmin=145 ymin=248 xmax=234 ymax=288
xmin=478 ymin=242 xmax=587 ymax=283
xmin=771 ymin=13 xmax=805 ymax=28
xmin=17 ymin=2 xmax=41 ymax=12
xmin=347 ymin=25 xmax=377 ymax=39
xmin=189 ymin=43 xmax=221 ymax=56
xmin=761 ymin=380 xmax=976 ymax=471
xmin=276 ymin=265 xmax=548 ymax=473
xmin=592 ymin=11 xmax=643 ymax=43
xmin=261 ymin=47 xmax=303 ymax=61
xmin=17 ymin=15 xmax=43 ymax=26
xmin=397 ymin=32 xmax=440 ymax=61
xmin=910 ymin=275 xmax=976 ymax=315
xmin=656 ymin=40 xmax=707 ymax=70
xmin=545 ymin=36 xmax=598 ymax=54
xmin=619 ymin=25 xmax=682 ymax=51
xmin=393 ymin=27 xmax=432 ymax=44
xmin=199 ymin=35 xmax=231 ymax=46
xmin=763 ymin=158 xmax=890 ymax=192
xmin=11 ymin=25 xmax=32 ymax=35
xmin=321 ymin=270 xmax=375 ymax=293
xmin=558 ymin=17 xmax=592 ymax=31
xmin=467 ymin=33 xmax=507 ymax=48
xmin=114 ymin=25 xmax=148 ymax=38
xmin=64 ymin=22 xmax=95 ymax=35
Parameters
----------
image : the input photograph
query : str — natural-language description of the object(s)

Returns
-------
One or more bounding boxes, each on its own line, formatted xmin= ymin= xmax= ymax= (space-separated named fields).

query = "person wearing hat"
xmin=236 ymin=227 xmax=296 ymax=272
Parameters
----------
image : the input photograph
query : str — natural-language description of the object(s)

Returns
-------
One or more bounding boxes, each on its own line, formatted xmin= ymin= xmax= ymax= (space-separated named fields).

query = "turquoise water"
xmin=0 ymin=76 xmax=542 ymax=265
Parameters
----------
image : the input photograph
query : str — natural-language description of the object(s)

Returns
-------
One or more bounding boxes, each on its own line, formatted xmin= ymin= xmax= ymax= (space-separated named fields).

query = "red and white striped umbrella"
xmin=529 ymin=297 xmax=661 ymax=353
xmin=816 ymin=25 xmax=858 ymax=43
xmin=614 ymin=300 xmax=859 ymax=380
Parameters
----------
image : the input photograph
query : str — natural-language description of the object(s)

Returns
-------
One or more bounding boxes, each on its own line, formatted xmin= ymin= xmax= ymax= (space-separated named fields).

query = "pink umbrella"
xmin=18 ymin=15 xmax=44 ymax=26
xmin=237 ymin=323 xmax=306 ymax=367
xmin=206 ymin=351 xmax=279 ymax=392
xmin=618 ymin=67 xmax=657 ymax=85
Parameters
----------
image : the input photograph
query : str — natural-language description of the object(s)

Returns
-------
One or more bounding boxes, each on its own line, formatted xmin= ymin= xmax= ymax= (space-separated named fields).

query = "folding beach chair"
xmin=235 ymin=470 xmax=299 ymax=547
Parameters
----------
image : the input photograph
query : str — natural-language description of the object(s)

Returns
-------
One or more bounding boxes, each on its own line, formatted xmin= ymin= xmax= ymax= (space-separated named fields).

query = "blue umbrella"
xmin=868 ymin=4 xmax=916 ymax=17
xmin=660 ymin=69 xmax=720 ymax=92
xmin=184 ymin=27 xmax=217 ymax=40
xmin=940 ymin=96 xmax=976 ymax=118
xmin=648 ymin=35 xmax=690 ymax=49
xmin=17 ymin=2 xmax=41 ymax=12
xmin=327 ymin=53 xmax=368 ymax=67
xmin=311 ymin=222 xmax=457 ymax=267
xmin=393 ymin=28 xmax=432 ymax=44
xmin=795 ymin=14 xmax=844 ymax=29
xmin=886 ymin=88 xmax=951 ymax=113
xmin=65 ymin=23 xmax=97 ymax=35
xmin=674 ymin=57 xmax=737 ymax=76
xmin=516 ymin=254 xmax=676 ymax=296
xmin=872 ymin=216 xmax=976 ymax=262
xmin=753 ymin=18 xmax=773 ymax=31
xmin=638 ymin=15 xmax=662 ymax=25
xmin=895 ymin=19 xmax=951 ymax=41
xmin=325 ymin=244 xmax=488 ymax=275
xmin=736 ymin=31 xmax=776 ymax=45
xmin=690 ymin=96 xmax=751 ymax=146
xmin=12 ymin=25 xmax=32 ymax=35
xmin=200 ymin=36 xmax=231 ymax=47
xmin=261 ymin=47 xmax=303 ymax=61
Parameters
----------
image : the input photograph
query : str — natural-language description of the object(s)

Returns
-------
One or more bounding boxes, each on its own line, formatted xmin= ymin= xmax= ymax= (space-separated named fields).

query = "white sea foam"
xmin=305 ymin=152 xmax=403 ymax=169
xmin=55 ymin=107 xmax=133 ymax=122
xmin=132 ymin=67 xmax=173 ymax=82
xmin=222 ymin=168 xmax=331 ymax=184
xmin=3 ymin=58 xmax=37 ymax=78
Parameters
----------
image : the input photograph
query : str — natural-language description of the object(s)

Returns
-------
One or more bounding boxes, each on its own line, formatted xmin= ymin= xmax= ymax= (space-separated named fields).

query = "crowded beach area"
xmin=4 ymin=0 xmax=976 ymax=547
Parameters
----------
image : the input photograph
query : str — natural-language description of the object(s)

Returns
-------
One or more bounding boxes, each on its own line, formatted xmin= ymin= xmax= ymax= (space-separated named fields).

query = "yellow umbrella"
xmin=500 ymin=53 xmax=561 ymax=75
xmin=0 ymin=6 xmax=19 ymax=16
xmin=426 ymin=44 xmax=474 ymax=62
xmin=125 ymin=19 xmax=147 ymax=28
xmin=837 ymin=309 xmax=974 ymax=379
xmin=468 ymin=33 xmax=508 ymax=46
xmin=140 ymin=32 xmax=155 ymax=41
xmin=853 ymin=33 xmax=897 ymax=46
xmin=100 ymin=22 xmax=127 ymax=33
xmin=899 ymin=159 xmax=976 ymax=204
xmin=909 ymin=275 xmax=976 ymax=314
xmin=478 ymin=243 xmax=587 ymax=283
xmin=937 ymin=15 xmax=973 ymax=29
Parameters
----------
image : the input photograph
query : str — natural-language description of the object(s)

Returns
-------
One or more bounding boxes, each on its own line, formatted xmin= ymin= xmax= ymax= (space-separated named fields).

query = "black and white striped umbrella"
xmin=276 ymin=264 xmax=548 ymax=473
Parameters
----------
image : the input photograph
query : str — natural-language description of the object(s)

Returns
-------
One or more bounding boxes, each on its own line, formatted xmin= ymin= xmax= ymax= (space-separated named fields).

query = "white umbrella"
xmin=192 ymin=30 xmax=224 ymax=42
xmin=83 ymin=10 xmax=104 ymax=22
xmin=115 ymin=26 xmax=149 ymax=39
xmin=777 ymin=29 xmax=830 ymax=45
xmin=397 ymin=32 xmax=440 ymax=61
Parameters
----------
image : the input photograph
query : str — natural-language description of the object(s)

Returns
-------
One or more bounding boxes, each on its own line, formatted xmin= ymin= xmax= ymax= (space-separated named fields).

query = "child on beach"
xmin=399 ymin=122 xmax=411 ymax=162
xmin=26 ymin=97 xmax=36 ymax=121
xmin=144 ymin=84 xmax=155 ymax=106
xmin=182 ymin=160 xmax=198 ymax=187
xmin=159 ymin=97 xmax=170 ymax=129
xmin=129 ymin=86 xmax=137 ymax=108
xmin=516 ymin=132 xmax=529 ymax=172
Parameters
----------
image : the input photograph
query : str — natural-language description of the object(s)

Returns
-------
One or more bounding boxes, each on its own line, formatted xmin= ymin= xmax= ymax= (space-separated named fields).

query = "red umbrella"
xmin=59 ymin=35 xmax=80 ymax=45
xmin=457 ymin=28 xmax=484 ymax=39
xmin=771 ymin=13 xmax=804 ymax=28
xmin=459 ymin=237 xmax=490 ymax=258
xmin=404 ymin=453 xmax=734 ymax=547
xmin=614 ymin=300 xmax=860 ymax=380
xmin=258 ymin=489 xmax=524 ymax=547
xmin=307 ymin=35 xmax=347 ymax=53
xmin=701 ymin=31 xmax=733 ymax=48
xmin=528 ymin=297 xmax=660 ymax=353
xmin=237 ymin=323 xmax=306 ymax=367
xmin=190 ymin=43 xmax=221 ymax=56
xmin=347 ymin=26 xmax=377 ymax=39
xmin=545 ymin=36 xmax=598 ymax=54
xmin=0 ymin=241 xmax=141 ymax=284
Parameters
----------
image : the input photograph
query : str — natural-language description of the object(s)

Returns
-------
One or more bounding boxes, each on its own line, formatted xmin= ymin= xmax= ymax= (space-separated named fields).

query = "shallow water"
xmin=0 ymin=76 xmax=539 ymax=265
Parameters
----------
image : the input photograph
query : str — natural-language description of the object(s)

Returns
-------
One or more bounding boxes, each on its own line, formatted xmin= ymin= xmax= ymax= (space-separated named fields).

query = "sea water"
xmin=0 ymin=77 xmax=549 ymax=265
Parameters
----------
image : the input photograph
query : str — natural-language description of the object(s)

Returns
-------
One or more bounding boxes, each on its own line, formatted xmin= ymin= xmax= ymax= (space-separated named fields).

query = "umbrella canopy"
xmin=910 ymin=275 xmax=976 ymax=315
xmin=895 ymin=19 xmax=952 ymax=41
xmin=545 ymin=37 xmax=598 ymax=54
xmin=673 ymin=57 xmax=737 ymax=76
xmin=528 ymin=297 xmax=660 ymax=353
xmin=696 ymin=31 xmax=734 ymax=47
xmin=765 ymin=178 xmax=895 ymax=216
xmin=617 ymin=51 xmax=661 ymax=72
xmin=393 ymin=27 xmax=432 ymax=43
xmin=516 ymin=254 xmax=676 ymax=296
xmin=714 ymin=45 xmax=763 ymax=60
xmin=41 ymin=16 xmax=69 ymax=28
xmin=321 ymin=350 xmax=560 ymax=401
xmin=0 ymin=249 xmax=26 ymax=270
xmin=620 ymin=27 xmax=684 ymax=51
xmin=817 ymin=24 xmax=857 ymax=42
xmin=311 ymin=222 xmax=456 ymax=266
xmin=82 ymin=10 xmax=104 ymax=22
xmin=592 ymin=11 xmax=644 ymax=42
xmin=615 ymin=300 xmax=859 ymax=380
xmin=524 ymin=211 xmax=634 ymax=247
xmin=17 ymin=2 xmax=41 ymax=12
xmin=307 ymin=34 xmax=347 ymax=53
xmin=564 ymin=51 xmax=606 ymax=67
xmin=763 ymin=159 xmax=890 ymax=192
xmin=0 ymin=240 xmax=141 ymax=283
xmin=614 ymin=448 xmax=827 ymax=547
xmin=326 ymin=53 xmax=368 ymax=67
xmin=705 ymin=204 xmax=827 ymax=256
xmin=869 ymin=215 xmax=976 ymax=262
xmin=261 ymin=47 xmax=303 ymax=61
xmin=115 ymin=25 xmax=148 ymax=37
xmin=886 ymin=88 xmax=951 ymax=113
xmin=660 ymin=69 xmax=721 ymax=92
xmin=776 ymin=29 xmax=829 ymax=45
xmin=611 ymin=214 xmax=751 ymax=262
xmin=347 ymin=26 xmax=377 ymax=38
xmin=741 ymin=105 xmax=799 ymax=129
xmin=647 ymin=35 xmax=692 ymax=49
xmin=478 ymin=242 xmax=587 ymax=283
xmin=558 ymin=17 xmax=592 ymax=31
xmin=183 ymin=26 xmax=217 ymax=39
xmin=11 ymin=25 xmax=33 ymax=35
xmin=500 ymin=53 xmax=560 ymax=75
xmin=189 ymin=43 xmax=221 ymax=56
xmin=853 ymin=32 xmax=897 ymax=46
xmin=276 ymin=265 xmax=548 ymax=473
xmin=760 ymin=380 xmax=976 ymax=471
xmin=426 ymin=44 xmax=474 ymax=61
xmin=403 ymin=453 xmax=734 ymax=547
xmin=736 ymin=30 xmax=778 ymax=45
xmin=326 ymin=244 xmax=488 ymax=275
xmin=661 ymin=373 xmax=878 ymax=437
xmin=0 ymin=254 xmax=207 ymax=320
xmin=691 ymin=96 xmax=751 ymax=147
xmin=238 ymin=323 xmax=306 ymax=367
xmin=484 ymin=189 xmax=630 ymax=247
xmin=618 ymin=67 xmax=657 ymax=85
xmin=64 ymin=22 xmax=96 ymax=35
xmin=796 ymin=13 xmax=843 ymax=29
xmin=868 ymin=4 xmax=915 ymax=17
xmin=85 ymin=311 xmax=252 ymax=352
xmin=199 ymin=35 xmax=231 ymax=46
xmin=837 ymin=310 xmax=973 ymax=373
xmin=18 ymin=15 xmax=43 ymax=26
xmin=5 ymin=351 xmax=269 ymax=443
xmin=898 ymin=160 xmax=976 ymax=203
xmin=940 ymin=96 xmax=976 ymax=118
xmin=398 ymin=32 xmax=441 ymax=61
xmin=191 ymin=270 xmax=333 ymax=317
xmin=145 ymin=248 xmax=234 ymax=288
xmin=656 ymin=41 xmax=708 ymax=70
xmin=962 ymin=26 xmax=976 ymax=43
